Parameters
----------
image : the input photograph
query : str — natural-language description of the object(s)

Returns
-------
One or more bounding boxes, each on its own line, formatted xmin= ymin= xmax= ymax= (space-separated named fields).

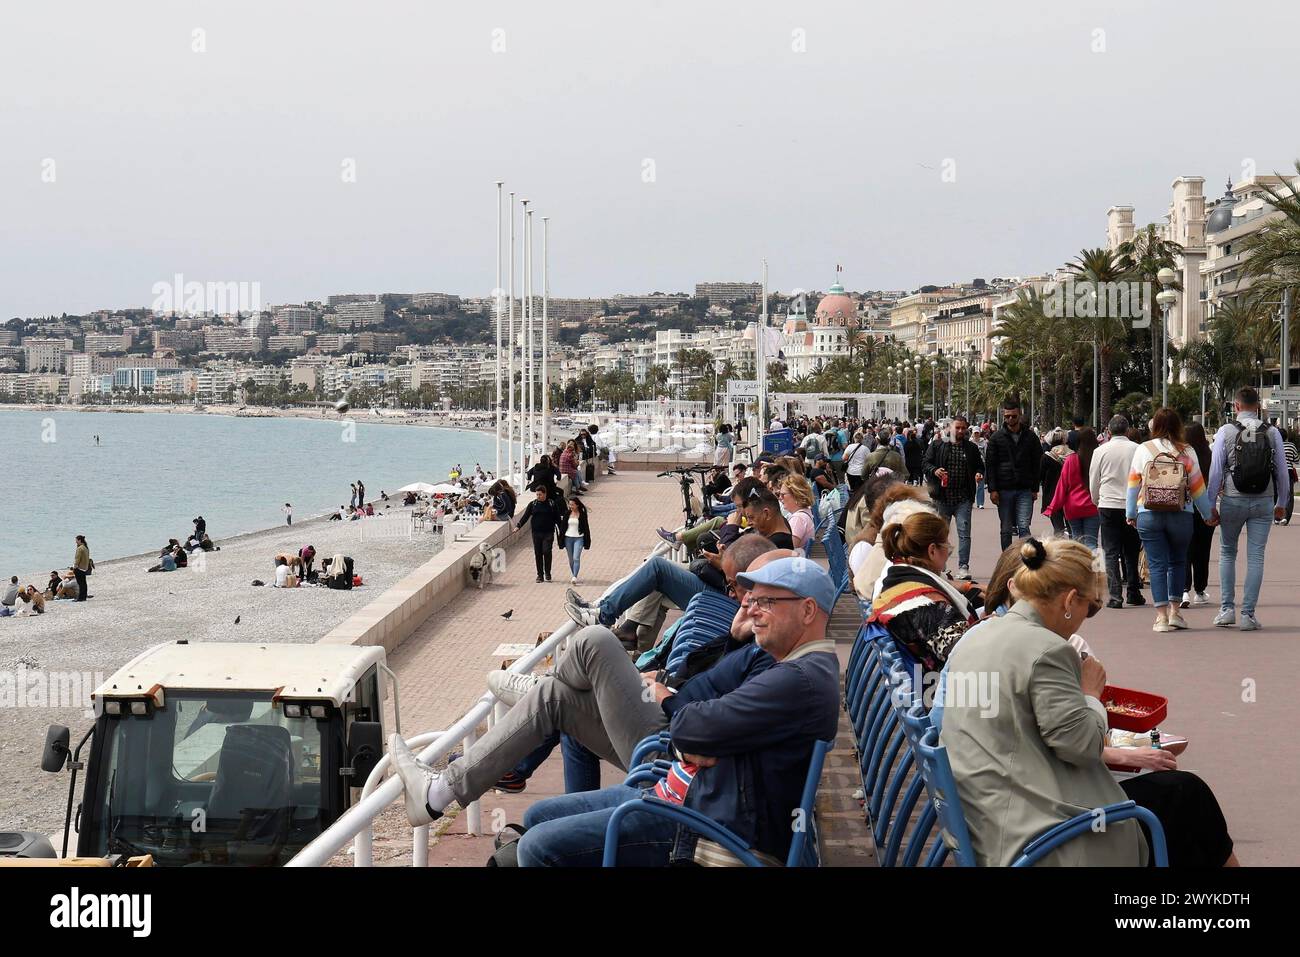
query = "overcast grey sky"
xmin=3 ymin=0 xmax=1298 ymax=318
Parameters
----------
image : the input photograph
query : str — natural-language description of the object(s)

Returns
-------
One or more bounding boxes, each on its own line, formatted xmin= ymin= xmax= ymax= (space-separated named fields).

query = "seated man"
xmin=388 ymin=537 xmax=785 ymax=829
xmin=512 ymin=556 xmax=841 ymax=866
xmin=1 ymin=576 xmax=19 ymax=609
xmin=564 ymin=554 xmax=716 ymax=631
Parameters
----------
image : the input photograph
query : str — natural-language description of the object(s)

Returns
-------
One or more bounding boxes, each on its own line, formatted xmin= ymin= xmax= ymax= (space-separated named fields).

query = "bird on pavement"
xmin=500 ymin=609 xmax=513 ymax=620
xmin=234 ymin=615 xmax=241 ymax=625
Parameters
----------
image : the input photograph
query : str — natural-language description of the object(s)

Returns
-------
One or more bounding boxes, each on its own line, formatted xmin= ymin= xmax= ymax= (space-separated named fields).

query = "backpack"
xmin=1140 ymin=444 xmax=1188 ymax=511
xmin=825 ymin=430 xmax=843 ymax=454
xmin=1229 ymin=421 xmax=1274 ymax=495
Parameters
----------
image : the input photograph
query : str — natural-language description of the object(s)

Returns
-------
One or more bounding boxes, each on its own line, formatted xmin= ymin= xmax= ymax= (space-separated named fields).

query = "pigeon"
xmin=500 ymin=609 xmax=513 ymax=620
xmin=234 ymin=615 xmax=241 ymax=625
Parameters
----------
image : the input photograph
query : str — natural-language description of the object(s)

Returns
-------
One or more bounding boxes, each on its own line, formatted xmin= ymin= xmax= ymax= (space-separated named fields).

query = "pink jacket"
xmin=1045 ymin=452 xmax=1099 ymax=520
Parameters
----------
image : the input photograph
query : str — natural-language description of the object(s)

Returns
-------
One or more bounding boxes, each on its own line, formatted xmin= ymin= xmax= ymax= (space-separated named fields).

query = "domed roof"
xmin=815 ymin=281 xmax=857 ymax=326
xmin=1206 ymin=180 xmax=1236 ymax=235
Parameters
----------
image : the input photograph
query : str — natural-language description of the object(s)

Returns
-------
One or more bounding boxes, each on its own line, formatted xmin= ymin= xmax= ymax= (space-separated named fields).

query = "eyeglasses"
xmin=745 ymin=595 xmax=810 ymax=613
xmin=1085 ymin=597 xmax=1103 ymax=619
xmin=725 ymin=581 xmax=737 ymax=597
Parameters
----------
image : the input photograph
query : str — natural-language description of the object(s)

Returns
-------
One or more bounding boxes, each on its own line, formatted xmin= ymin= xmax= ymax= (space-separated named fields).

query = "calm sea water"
xmin=0 ymin=410 xmax=494 ymax=575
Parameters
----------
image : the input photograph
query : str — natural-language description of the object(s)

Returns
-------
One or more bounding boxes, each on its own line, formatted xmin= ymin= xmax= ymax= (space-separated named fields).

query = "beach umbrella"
xmin=396 ymin=482 xmax=438 ymax=494
xmin=427 ymin=483 xmax=467 ymax=495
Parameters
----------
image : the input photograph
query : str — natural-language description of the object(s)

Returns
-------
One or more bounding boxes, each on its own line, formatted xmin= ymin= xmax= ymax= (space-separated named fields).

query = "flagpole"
xmin=542 ymin=216 xmax=550 ymax=455
xmin=758 ymin=260 xmax=769 ymax=431
xmin=494 ymin=181 xmax=503 ymax=482
xmin=523 ymin=201 xmax=534 ymax=472
xmin=507 ymin=192 xmax=517 ymax=491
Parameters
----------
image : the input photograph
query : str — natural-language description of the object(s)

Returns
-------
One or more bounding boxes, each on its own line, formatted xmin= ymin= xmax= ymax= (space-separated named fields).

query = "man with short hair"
xmin=514 ymin=555 xmax=839 ymax=867
xmin=1 ymin=576 xmax=19 ymax=608
xmin=1090 ymin=414 xmax=1143 ymax=608
xmin=922 ymin=415 xmax=984 ymax=580
xmin=1207 ymin=386 xmax=1290 ymax=630
xmin=983 ymin=400 xmax=1043 ymax=550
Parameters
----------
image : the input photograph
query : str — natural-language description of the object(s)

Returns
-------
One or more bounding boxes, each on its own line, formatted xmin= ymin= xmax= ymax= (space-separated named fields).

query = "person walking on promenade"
xmin=73 ymin=534 xmax=93 ymax=602
xmin=283 ymin=502 xmax=293 ymax=526
xmin=1127 ymin=408 xmax=1214 ymax=633
xmin=1090 ymin=415 xmax=1144 ymax=609
xmin=516 ymin=485 xmax=565 ymax=582
xmin=922 ymin=415 xmax=984 ymax=580
xmin=842 ymin=431 xmax=870 ymax=490
xmin=1040 ymin=430 xmax=1070 ymax=539
xmin=1206 ymin=387 xmax=1290 ymax=630
xmin=1044 ymin=427 xmax=1101 ymax=548
xmin=714 ymin=423 xmax=734 ymax=466
xmin=903 ymin=428 xmax=925 ymax=486
xmin=1281 ymin=429 xmax=1298 ymax=526
xmin=973 ymin=431 xmax=988 ymax=508
xmin=1181 ymin=423 xmax=1214 ymax=609
xmin=984 ymin=399 xmax=1044 ymax=551
xmin=561 ymin=497 xmax=592 ymax=585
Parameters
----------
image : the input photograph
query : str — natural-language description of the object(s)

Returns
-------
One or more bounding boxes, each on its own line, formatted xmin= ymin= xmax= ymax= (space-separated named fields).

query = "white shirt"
xmin=1088 ymin=435 xmax=1138 ymax=510
xmin=274 ymin=564 xmax=290 ymax=587
xmin=565 ymin=516 xmax=582 ymax=538
xmin=843 ymin=442 xmax=870 ymax=476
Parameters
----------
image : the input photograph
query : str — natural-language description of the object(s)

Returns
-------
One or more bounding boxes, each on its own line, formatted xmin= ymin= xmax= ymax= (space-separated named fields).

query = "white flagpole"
xmin=523 ymin=201 xmax=533 ymax=472
xmin=507 ymin=192 xmax=516 ymax=490
xmin=758 ymin=259 xmax=768 ymax=430
xmin=542 ymin=216 xmax=550 ymax=455
xmin=494 ymin=181 xmax=503 ymax=481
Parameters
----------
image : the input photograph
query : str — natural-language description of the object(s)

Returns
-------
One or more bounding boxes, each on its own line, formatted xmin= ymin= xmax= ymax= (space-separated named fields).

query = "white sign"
xmin=492 ymin=643 xmax=537 ymax=658
xmin=727 ymin=379 xmax=761 ymax=398
xmin=1268 ymin=389 xmax=1300 ymax=403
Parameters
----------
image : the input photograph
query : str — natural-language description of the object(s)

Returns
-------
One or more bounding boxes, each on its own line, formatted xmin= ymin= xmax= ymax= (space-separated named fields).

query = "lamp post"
xmin=858 ymin=371 xmax=865 ymax=418
xmin=966 ymin=341 xmax=977 ymax=420
xmin=912 ymin=360 xmax=921 ymax=421
xmin=930 ymin=358 xmax=938 ymax=420
xmin=1156 ymin=267 xmax=1178 ymax=408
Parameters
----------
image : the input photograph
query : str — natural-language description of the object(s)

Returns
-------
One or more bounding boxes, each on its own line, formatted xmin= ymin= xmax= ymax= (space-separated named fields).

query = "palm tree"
xmin=1118 ymin=225 xmax=1183 ymax=405
xmin=995 ymin=288 xmax=1071 ymax=426
xmin=1065 ymin=247 xmax=1132 ymax=423
xmin=1182 ymin=307 xmax=1255 ymax=415
xmin=1239 ymin=161 xmax=1300 ymax=312
xmin=978 ymin=354 xmax=1029 ymax=414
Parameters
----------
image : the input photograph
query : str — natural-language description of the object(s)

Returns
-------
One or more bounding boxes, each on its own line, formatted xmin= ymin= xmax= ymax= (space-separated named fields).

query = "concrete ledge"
xmin=317 ymin=470 xmax=604 ymax=653
xmin=317 ymin=519 xmax=527 ymax=652
xmin=614 ymin=452 xmax=711 ymax=471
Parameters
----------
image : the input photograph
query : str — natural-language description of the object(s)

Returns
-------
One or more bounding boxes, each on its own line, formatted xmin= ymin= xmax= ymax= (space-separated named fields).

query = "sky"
xmin=3 ymin=0 xmax=1299 ymax=318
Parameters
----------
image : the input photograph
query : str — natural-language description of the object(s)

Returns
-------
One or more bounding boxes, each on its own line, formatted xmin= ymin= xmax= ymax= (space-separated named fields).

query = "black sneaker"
xmin=536 ymin=575 xmax=544 ymax=583
xmin=1106 ymin=598 xmax=1124 ymax=609
xmin=1126 ymin=593 xmax=1146 ymax=607
xmin=545 ymin=574 xmax=552 ymax=582
xmin=493 ymin=771 xmax=527 ymax=794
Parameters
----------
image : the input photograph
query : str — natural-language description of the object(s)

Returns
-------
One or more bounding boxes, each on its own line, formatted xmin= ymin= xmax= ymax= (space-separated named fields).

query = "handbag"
xmin=1140 ymin=446 xmax=1188 ymax=512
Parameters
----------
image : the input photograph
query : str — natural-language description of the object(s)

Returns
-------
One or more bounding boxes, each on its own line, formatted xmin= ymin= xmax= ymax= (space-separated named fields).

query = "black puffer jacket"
xmin=984 ymin=425 xmax=1044 ymax=492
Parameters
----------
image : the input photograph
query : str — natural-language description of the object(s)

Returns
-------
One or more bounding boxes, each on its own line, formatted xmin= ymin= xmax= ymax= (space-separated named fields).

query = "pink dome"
xmin=815 ymin=292 xmax=857 ymax=326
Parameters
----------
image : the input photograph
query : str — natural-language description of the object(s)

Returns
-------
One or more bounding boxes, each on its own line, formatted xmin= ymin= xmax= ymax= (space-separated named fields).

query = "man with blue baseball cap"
xmin=512 ymin=554 xmax=840 ymax=866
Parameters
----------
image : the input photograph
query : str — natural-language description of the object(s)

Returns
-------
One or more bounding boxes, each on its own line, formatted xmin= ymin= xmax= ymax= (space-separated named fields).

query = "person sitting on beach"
xmin=364 ymin=503 xmax=375 ymax=516
xmin=2 ymin=576 xmax=19 ymax=609
xmin=348 ymin=506 xmax=361 ymax=521
xmin=56 ymin=570 xmax=80 ymax=600
xmin=147 ymin=550 xmax=177 ymax=573
xmin=45 ymin=571 xmax=63 ymax=599
xmin=200 ymin=533 xmax=218 ymax=551
xmin=172 ymin=544 xmax=188 ymax=569
xmin=16 ymin=586 xmax=46 ymax=615
xmin=273 ymin=556 xmax=299 ymax=588
xmin=381 ymin=490 xmax=389 ymax=501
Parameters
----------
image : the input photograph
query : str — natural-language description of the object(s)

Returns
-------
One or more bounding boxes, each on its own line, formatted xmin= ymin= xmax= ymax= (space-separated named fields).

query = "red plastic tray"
xmin=1100 ymin=685 xmax=1168 ymax=732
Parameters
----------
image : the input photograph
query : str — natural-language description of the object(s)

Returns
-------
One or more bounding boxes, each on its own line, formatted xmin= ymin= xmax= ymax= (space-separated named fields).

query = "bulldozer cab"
xmin=35 ymin=641 xmax=391 ymax=867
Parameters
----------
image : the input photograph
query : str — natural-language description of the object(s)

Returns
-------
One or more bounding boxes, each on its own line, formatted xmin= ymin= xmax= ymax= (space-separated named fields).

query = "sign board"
xmin=1267 ymin=389 xmax=1300 ymax=403
xmin=726 ymin=379 xmax=761 ymax=398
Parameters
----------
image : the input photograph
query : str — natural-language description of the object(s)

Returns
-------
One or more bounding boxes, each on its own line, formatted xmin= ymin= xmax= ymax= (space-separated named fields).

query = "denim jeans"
xmin=511 ymin=733 xmax=602 ymax=793
xmin=934 ymin=499 xmax=973 ymax=567
xmin=995 ymin=489 xmax=1035 ymax=551
xmin=1067 ymin=514 xmax=1101 ymax=550
xmin=1136 ymin=510 xmax=1193 ymax=606
xmin=565 ymin=536 xmax=584 ymax=577
xmin=598 ymin=556 xmax=707 ymax=626
xmin=517 ymin=784 xmax=677 ymax=867
xmin=974 ymin=478 xmax=985 ymax=508
xmin=1217 ymin=495 xmax=1275 ymax=615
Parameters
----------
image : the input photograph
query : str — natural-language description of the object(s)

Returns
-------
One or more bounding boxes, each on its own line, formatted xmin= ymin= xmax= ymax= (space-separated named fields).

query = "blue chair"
xmin=602 ymin=739 xmax=835 ymax=867
xmin=635 ymin=589 xmax=740 ymax=674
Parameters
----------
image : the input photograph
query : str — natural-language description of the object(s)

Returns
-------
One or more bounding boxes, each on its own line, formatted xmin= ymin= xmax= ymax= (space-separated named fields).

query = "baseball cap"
xmin=736 ymin=556 xmax=837 ymax=614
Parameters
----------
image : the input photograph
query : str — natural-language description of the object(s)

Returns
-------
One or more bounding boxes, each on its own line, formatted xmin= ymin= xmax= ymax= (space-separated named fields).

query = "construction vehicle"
xmin=2 ymin=640 xmax=398 ymax=867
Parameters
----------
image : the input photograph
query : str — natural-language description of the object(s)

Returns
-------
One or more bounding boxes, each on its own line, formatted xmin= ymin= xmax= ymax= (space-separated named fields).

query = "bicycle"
xmin=656 ymin=464 xmax=713 ymax=529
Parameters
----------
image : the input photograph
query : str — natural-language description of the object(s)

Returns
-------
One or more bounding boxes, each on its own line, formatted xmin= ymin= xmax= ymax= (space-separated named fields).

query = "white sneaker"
xmin=1212 ymin=608 xmax=1236 ymax=628
xmin=1152 ymin=617 xmax=1173 ymax=633
xmin=1239 ymin=612 xmax=1261 ymax=631
xmin=564 ymin=601 xmax=601 ymax=628
xmin=570 ymin=576 xmax=578 ymax=585
xmin=486 ymin=670 xmax=540 ymax=707
xmin=1167 ymin=610 xmax=1189 ymax=630
xmin=1192 ymin=592 xmax=1210 ymax=607
xmin=388 ymin=733 xmax=445 ymax=827
xmin=565 ymin=587 xmax=591 ymax=609
xmin=955 ymin=565 xmax=972 ymax=581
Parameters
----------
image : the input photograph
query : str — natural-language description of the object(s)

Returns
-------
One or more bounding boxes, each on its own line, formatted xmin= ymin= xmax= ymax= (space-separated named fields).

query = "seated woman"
xmin=172 ymin=544 xmax=188 ymax=568
xmin=867 ymin=511 xmax=979 ymax=675
xmin=147 ymin=550 xmax=177 ymax=573
xmin=16 ymin=586 xmax=45 ymax=615
xmin=46 ymin=571 xmax=63 ymax=599
xmin=853 ymin=482 xmax=934 ymax=598
xmin=940 ymin=538 xmax=1236 ymax=866
xmin=845 ymin=472 xmax=903 ymax=575
xmin=777 ymin=475 xmax=816 ymax=550
xmin=488 ymin=479 xmax=518 ymax=520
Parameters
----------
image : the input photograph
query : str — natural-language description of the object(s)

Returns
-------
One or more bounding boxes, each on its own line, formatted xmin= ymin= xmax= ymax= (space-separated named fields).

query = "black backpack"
xmin=824 ymin=429 xmax=842 ymax=454
xmin=1229 ymin=421 xmax=1274 ymax=495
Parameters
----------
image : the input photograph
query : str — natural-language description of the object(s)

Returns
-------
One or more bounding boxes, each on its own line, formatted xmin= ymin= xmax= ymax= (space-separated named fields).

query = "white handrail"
xmin=287 ymin=536 xmax=675 ymax=867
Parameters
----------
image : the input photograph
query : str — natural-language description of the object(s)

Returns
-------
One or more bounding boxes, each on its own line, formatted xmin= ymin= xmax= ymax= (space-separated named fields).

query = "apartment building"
xmin=22 ymin=337 xmax=73 ymax=373
xmin=83 ymin=332 xmax=133 ymax=354
xmin=332 ymin=300 xmax=385 ymax=329
xmin=695 ymin=282 xmax=761 ymax=305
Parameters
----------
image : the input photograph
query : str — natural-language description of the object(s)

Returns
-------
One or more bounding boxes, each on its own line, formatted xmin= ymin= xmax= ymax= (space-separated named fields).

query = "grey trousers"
xmin=444 ymin=625 xmax=668 ymax=806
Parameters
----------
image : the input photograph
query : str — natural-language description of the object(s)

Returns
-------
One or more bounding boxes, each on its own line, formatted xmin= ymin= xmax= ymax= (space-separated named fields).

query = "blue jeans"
xmin=516 ymin=784 xmax=676 ymax=867
xmin=1136 ymin=510 xmax=1193 ymax=606
xmin=995 ymin=489 xmax=1035 ymax=551
xmin=511 ymin=733 xmax=602 ymax=793
xmin=1067 ymin=514 xmax=1101 ymax=550
xmin=975 ymin=478 xmax=985 ymax=508
xmin=565 ymin=536 xmax=584 ymax=577
xmin=1216 ymin=496 xmax=1275 ymax=615
xmin=598 ymin=556 xmax=706 ymax=626
xmin=934 ymin=499 xmax=973 ymax=567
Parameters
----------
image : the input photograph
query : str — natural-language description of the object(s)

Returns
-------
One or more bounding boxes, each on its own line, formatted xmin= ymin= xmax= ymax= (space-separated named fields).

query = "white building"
xmin=22 ymin=337 xmax=73 ymax=373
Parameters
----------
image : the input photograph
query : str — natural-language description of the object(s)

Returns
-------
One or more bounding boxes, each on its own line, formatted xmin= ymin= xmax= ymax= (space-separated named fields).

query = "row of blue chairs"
xmin=844 ymin=619 xmax=1170 ymax=866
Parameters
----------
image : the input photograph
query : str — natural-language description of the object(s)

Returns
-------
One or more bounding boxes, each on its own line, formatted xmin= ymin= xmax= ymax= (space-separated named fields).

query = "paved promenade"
xmin=368 ymin=486 xmax=1300 ymax=867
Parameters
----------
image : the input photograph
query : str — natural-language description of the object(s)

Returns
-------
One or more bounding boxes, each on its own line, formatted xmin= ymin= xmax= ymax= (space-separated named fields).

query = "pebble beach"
xmin=0 ymin=501 xmax=457 ymax=835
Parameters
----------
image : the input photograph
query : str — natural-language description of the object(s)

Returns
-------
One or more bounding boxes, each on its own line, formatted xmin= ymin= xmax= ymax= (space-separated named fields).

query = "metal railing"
xmin=286 ymin=536 xmax=676 ymax=867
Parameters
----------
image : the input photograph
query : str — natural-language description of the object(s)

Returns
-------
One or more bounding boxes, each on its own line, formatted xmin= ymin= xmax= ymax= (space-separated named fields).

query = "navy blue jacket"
xmin=663 ymin=640 xmax=773 ymax=717
xmin=666 ymin=646 xmax=840 ymax=862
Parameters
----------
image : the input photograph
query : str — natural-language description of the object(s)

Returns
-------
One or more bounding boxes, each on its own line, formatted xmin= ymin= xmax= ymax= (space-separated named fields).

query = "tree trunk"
xmin=1152 ymin=313 xmax=1161 ymax=408
xmin=1101 ymin=348 xmax=1114 ymax=426
xmin=1071 ymin=362 xmax=1085 ymax=423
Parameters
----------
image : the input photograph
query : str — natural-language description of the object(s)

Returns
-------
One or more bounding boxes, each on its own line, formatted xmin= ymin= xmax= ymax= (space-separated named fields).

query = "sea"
xmin=0 ymin=410 xmax=494 ymax=575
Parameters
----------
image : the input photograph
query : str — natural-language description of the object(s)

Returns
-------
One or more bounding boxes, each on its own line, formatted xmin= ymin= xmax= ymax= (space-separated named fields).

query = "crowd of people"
xmin=1 ymin=534 xmax=94 ymax=618
xmin=372 ymin=401 xmax=1269 ymax=867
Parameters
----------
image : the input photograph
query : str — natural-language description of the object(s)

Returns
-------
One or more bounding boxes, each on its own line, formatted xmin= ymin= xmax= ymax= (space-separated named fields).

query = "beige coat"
xmin=938 ymin=602 xmax=1146 ymax=866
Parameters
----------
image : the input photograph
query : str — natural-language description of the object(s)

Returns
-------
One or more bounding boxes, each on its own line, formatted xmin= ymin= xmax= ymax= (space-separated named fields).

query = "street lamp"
xmin=930 ymin=358 xmax=938 ymax=420
xmin=1156 ymin=267 xmax=1178 ymax=408
xmin=965 ymin=341 xmax=978 ymax=420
